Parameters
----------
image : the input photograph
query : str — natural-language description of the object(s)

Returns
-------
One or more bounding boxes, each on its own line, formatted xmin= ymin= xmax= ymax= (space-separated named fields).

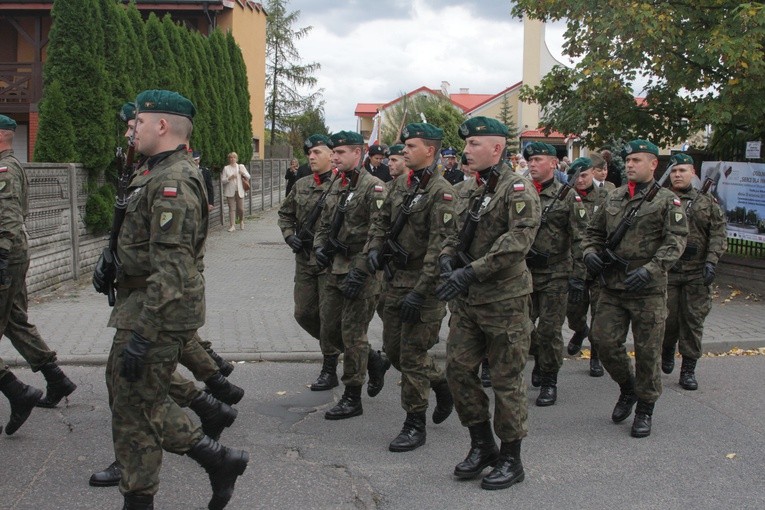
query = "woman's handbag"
xmin=239 ymin=164 xmax=250 ymax=192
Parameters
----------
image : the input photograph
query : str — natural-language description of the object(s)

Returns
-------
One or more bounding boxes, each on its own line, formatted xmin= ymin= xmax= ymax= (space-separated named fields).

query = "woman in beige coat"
xmin=221 ymin=152 xmax=250 ymax=231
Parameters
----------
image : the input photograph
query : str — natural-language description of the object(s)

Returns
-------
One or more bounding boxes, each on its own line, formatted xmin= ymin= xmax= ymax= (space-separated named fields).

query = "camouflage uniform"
xmin=278 ymin=173 xmax=341 ymax=356
xmin=107 ymin=148 xmax=207 ymax=496
xmin=366 ymin=172 xmax=455 ymax=412
xmin=663 ymin=188 xmax=726 ymax=360
xmin=315 ymin=168 xmax=386 ymax=386
xmin=442 ymin=165 xmax=540 ymax=442
xmin=0 ymin=149 xmax=60 ymax=382
xmin=527 ymin=180 xmax=586 ymax=375
xmin=566 ymin=185 xmax=609 ymax=340
xmin=375 ymin=177 xmax=401 ymax=320
xmin=582 ymin=183 xmax=688 ymax=404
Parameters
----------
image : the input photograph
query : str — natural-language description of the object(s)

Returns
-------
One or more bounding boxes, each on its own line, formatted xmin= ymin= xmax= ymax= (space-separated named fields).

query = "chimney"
xmin=440 ymin=81 xmax=450 ymax=95
xmin=460 ymin=87 xmax=469 ymax=94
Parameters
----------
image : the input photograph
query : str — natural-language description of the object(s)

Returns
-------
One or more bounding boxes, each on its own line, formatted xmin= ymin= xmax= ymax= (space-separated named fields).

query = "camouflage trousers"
xmin=109 ymin=329 xmax=203 ymax=497
xmin=591 ymin=288 xmax=667 ymax=403
xmin=320 ymin=272 xmax=379 ymax=387
xmin=105 ymin=331 xmax=213 ymax=408
xmin=663 ymin=272 xmax=711 ymax=360
xmin=446 ymin=295 xmax=533 ymax=443
xmin=566 ymin=281 xmax=602 ymax=351
xmin=382 ymin=286 xmax=446 ymax=413
xmin=528 ymin=273 xmax=568 ymax=373
xmin=0 ymin=260 xmax=56 ymax=381
xmin=294 ymin=261 xmax=340 ymax=356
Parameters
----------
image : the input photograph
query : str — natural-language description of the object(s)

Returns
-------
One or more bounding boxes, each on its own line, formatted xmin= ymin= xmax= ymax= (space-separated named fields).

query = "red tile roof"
xmin=519 ymin=129 xmax=566 ymax=139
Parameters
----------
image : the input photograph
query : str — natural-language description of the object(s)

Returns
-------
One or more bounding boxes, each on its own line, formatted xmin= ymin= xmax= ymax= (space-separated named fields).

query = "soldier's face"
xmin=463 ymin=136 xmax=503 ymax=170
xmin=124 ymin=120 xmax=135 ymax=140
xmin=133 ymin=113 xmax=162 ymax=156
xmin=332 ymin=146 xmax=361 ymax=172
xmin=575 ymin=169 xmax=594 ymax=191
xmin=670 ymin=164 xmax=694 ymax=190
xmin=388 ymin=155 xmax=406 ymax=177
xmin=528 ymin=155 xmax=556 ymax=182
xmin=308 ymin=147 xmax=332 ymax=172
xmin=625 ymin=153 xmax=658 ymax=183
xmin=403 ymin=138 xmax=432 ymax=170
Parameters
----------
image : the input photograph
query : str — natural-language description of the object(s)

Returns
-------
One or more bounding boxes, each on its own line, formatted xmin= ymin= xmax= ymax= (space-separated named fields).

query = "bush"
xmin=85 ymin=184 xmax=116 ymax=234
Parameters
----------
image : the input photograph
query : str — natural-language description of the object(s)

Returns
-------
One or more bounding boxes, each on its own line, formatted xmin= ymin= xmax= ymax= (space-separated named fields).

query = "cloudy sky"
xmin=285 ymin=0 xmax=570 ymax=132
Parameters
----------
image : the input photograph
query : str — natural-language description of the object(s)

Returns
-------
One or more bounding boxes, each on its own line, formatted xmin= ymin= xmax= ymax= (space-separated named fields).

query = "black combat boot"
xmin=310 ymin=354 xmax=339 ymax=391
xmin=481 ymin=440 xmax=525 ymax=490
xmin=454 ymin=421 xmax=499 ymax=479
xmin=480 ymin=358 xmax=491 ymax=388
xmin=388 ymin=411 xmax=427 ymax=452
xmin=366 ymin=350 xmax=391 ymax=397
xmin=190 ymin=392 xmax=238 ymax=441
xmin=0 ymin=372 xmax=42 ymax=435
xmin=325 ymin=385 xmax=363 ymax=420
xmin=535 ymin=372 xmax=557 ymax=407
xmin=530 ymin=361 xmax=541 ymax=388
xmin=567 ymin=325 xmax=589 ymax=356
xmin=207 ymin=349 xmax=235 ymax=377
xmin=589 ymin=348 xmax=604 ymax=377
xmin=611 ymin=376 xmax=637 ymax=423
xmin=661 ymin=346 xmax=676 ymax=374
xmin=204 ymin=373 xmax=244 ymax=406
xmin=186 ymin=436 xmax=249 ymax=510
xmin=35 ymin=362 xmax=77 ymax=408
xmin=89 ymin=460 xmax=122 ymax=487
xmin=631 ymin=400 xmax=654 ymax=438
xmin=122 ymin=493 xmax=154 ymax=510
xmin=679 ymin=357 xmax=698 ymax=390
xmin=431 ymin=380 xmax=454 ymax=424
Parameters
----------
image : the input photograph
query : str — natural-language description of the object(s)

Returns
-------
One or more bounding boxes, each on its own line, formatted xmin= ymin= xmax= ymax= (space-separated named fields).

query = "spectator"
xmin=193 ymin=151 xmax=214 ymax=212
xmin=601 ymin=149 xmax=623 ymax=187
xmin=285 ymin=158 xmax=299 ymax=196
xmin=221 ymin=152 xmax=250 ymax=232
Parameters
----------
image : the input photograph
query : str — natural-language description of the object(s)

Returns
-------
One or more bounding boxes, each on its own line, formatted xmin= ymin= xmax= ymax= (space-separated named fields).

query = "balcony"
xmin=0 ymin=62 xmax=42 ymax=112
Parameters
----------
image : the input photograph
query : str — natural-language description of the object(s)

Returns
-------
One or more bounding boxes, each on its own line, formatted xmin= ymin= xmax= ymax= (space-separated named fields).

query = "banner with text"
xmin=701 ymin=161 xmax=765 ymax=243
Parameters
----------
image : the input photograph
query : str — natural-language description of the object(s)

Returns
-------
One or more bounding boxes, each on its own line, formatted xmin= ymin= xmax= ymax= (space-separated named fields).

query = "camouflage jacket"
xmin=441 ymin=164 xmax=541 ymax=305
xmin=277 ymin=171 xmax=337 ymax=267
xmin=670 ymin=187 xmax=726 ymax=275
xmin=0 ymin=149 xmax=29 ymax=263
xmin=582 ymin=182 xmax=688 ymax=291
xmin=366 ymin=171 xmax=456 ymax=296
xmin=528 ymin=179 xmax=587 ymax=279
xmin=108 ymin=148 xmax=209 ymax=339
xmin=315 ymin=167 xmax=386 ymax=275
xmin=572 ymin=184 xmax=609 ymax=281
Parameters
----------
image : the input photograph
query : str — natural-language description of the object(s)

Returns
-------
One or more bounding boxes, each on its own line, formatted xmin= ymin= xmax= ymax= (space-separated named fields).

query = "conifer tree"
xmin=34 ymin=80 xmax=77 ymax=163
xmin=227 ymin=31 xmax=253 ymax=162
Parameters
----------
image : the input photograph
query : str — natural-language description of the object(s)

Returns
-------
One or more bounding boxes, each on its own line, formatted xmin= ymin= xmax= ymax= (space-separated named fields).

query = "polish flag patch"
xmin=513 ymin=183 xmax=525 ymax=191
xmin=0 ymin=167 xmax=7 ymax=173
xmin=672 ymin=198 xmax=681 ymax=206
xmin=574 ymin=195 xmax=582 ymax=202
xmin=163 ymin=186 xmax=178 ymax=198
xmin=443 ymin=193 xmax=453 ymax=201
xmin=374 ymin=185 xmax=384 ymax=192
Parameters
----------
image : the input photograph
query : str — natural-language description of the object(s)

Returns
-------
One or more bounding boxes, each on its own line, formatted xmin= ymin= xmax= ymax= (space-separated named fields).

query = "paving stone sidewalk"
xmin=1 ymin=208 xmax=763 ymax=366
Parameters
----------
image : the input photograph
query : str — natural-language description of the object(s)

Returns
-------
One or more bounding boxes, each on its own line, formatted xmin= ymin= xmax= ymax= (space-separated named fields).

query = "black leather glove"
xmin=121 ymin=331 xmax=151 ymax=383
xmin=438 ymin=255 xmax=455 ymax=281
xmin=702 ymin=262 xmax=716 ymax=286
xmin=400 ymin=291 xmax=425 ymax=323
xmin=568 ymin=277 xmax=586 ymax=303
xmin=314 ymin=245 xmax=330 ymax=269
xmin=285 ymin=235 xmax=303 ymax=252
xmin=435 ymin=266 xmax=477 ymax=301
xmin=0 ymin=248 xmax=10 ymax=289
xmin=341 ymin=268 xmax=368 ymax=299
xmin=367 ymin=249 xmax=382 ymax=273
xmin=624 ymin=267 xmax=651 ymax=292
xmin=93 ymin=248 xmax=115 ymax=295
xmin=584 ymin=252 xmax=605 ymax=274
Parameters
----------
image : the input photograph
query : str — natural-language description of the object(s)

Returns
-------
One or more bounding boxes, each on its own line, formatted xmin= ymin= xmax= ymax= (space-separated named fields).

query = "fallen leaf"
xmin=276 ymin=391 xmax=287 ymax=396
xmin=726 ymin=453 xmax=737 ymax=459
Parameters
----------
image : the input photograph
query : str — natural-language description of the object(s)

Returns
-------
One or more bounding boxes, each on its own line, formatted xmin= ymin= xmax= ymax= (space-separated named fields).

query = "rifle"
xmin=379 ymin=161 xmax=436 ymax=280
xmin=294 ymin=169 xmax=339 ymax=259
xmin=596 ymin=161 xmax=676 ymax=279
xmin=320 ymin=163 xmax=362 ymax=269
xmin=455 ymin=159 xmax=503 ymax=267
xmin=701 ymin=177 xmax=714 ymax=194
xmin=526 ymin=167 xmax=583 ymax=268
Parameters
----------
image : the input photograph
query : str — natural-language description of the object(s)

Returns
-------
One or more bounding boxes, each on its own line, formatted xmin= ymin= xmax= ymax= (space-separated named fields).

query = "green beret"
xmin=329 ymin=131 xmax=364 ymax=148
xmin=304 ymin=134 xmax=332 ymax=154
xmin=387 ymin=144 xmax=405 ymax=157
xmin=622 ymin=139 xmax=659 ymax=157
xmin=670 ymin=153 xmax=694 ymax=166
xmin=458 ymin=116 xmax=508 ymax=139
xmin=0 ymin=114 xmax=17 ymax=131
xmin=523 ymin=142 xmax=557 ymax=159
xmin=568 ymin=157 xmax=593 ymax=175
xmin=119 ymin=102 xmax=136 ymax=123
xmin=401 ymin=123 xmax=444 ymax=142
xmin=135 ymin=89 xmax=196 ymax=120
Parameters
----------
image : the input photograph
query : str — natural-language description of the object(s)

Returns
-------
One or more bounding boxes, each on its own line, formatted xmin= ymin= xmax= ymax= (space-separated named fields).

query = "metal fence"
xmin=726 ymin=238 xmax=765 ymax=258
xmin=211 ymin=158 xmax=289 ymax=226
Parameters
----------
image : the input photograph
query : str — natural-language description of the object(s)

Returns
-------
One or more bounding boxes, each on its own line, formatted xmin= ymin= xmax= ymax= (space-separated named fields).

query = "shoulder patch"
xmin=513 ymin=183 xmax=525 ymax=191
xmin=374 ymin=185 xmax=384 ymax=192
xmin=163 ymin=186 xmax=178 ymax=198
xmin=0 ymin=167 xmax=7 ymax=173
xmin=574 ymin=195 xmax=582 ymax=202
xmin=443 ymin=193 xmax=453 ymax=201
xmin=672 ymin=198 xmax=681 ymax=207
